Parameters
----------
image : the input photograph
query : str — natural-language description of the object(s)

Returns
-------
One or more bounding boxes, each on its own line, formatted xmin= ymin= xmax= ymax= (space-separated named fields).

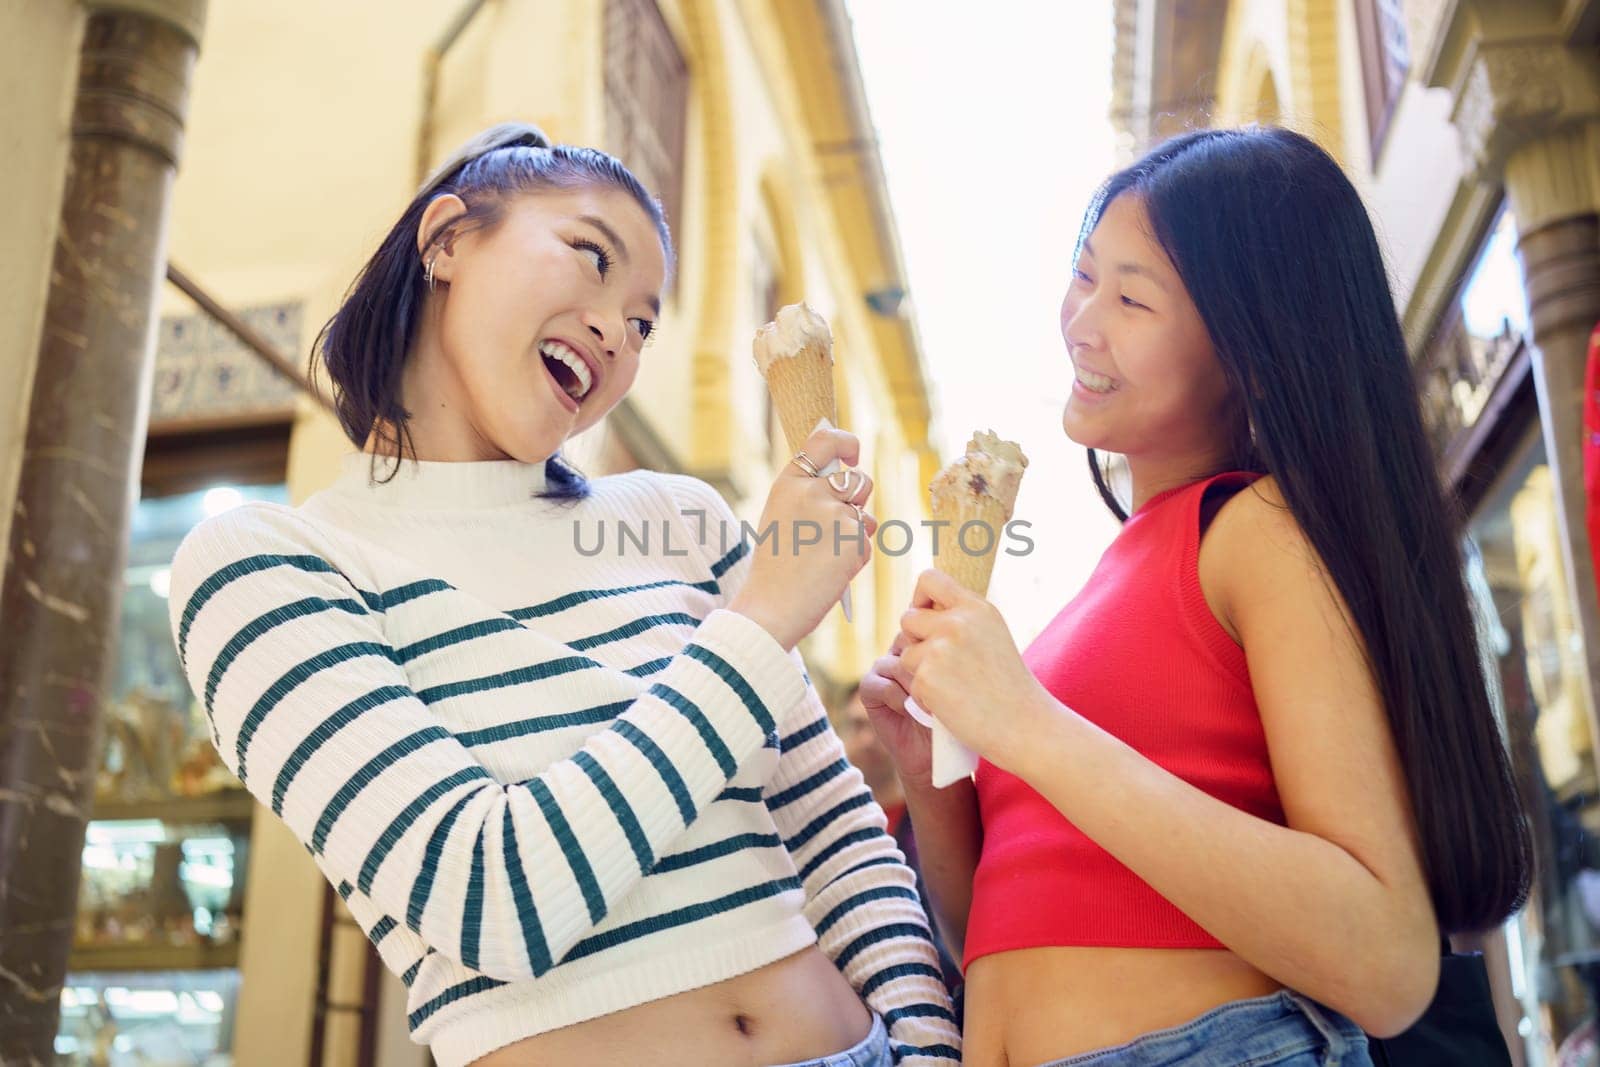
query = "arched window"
xmin=1253 ymin=69 xmax=1281 ymax=126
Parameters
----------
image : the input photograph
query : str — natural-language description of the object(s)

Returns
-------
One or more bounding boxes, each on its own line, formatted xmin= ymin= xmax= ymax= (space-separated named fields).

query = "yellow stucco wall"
xmin=1212 ymin=0 xmax=1359 ymax=172
xmin=0 ymin=0 xmax=83 ymax=578
xmin=1214 ymin=0 xmax=1291 ymax=127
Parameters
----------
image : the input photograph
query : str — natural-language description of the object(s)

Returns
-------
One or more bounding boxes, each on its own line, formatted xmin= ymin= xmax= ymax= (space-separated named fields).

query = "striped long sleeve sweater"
xmin=168 ymin=454 xmax=960 ymax=1066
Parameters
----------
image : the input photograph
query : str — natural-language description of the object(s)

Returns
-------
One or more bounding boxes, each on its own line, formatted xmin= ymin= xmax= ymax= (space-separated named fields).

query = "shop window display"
xmin=1468 ymin=431 xmax=1600 ymax=1064
xmin=103 ymin=486 xmax=288 ymax=805
xmin=57 ymin=483 xmax=286 ymax=1065
xmin=56 ymin=970 xmax=240 ymax=1066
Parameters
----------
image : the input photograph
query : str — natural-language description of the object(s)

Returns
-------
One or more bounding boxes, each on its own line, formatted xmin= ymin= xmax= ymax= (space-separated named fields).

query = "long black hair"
xmin=312 ymin=123 xmax=673 ymax=500
xmin=1078 ymin=126 xmax=1530 ymax=933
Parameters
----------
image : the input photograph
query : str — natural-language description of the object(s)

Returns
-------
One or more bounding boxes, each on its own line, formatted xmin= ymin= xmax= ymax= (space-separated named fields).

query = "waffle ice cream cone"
xmin=754 ymin=303 xmax=836 ymax=452
xmin=929 ymin=431 xmax=1029 ymax=594
xmin=911 ymin=431 xmax=1028 ymax=788
xmin=754 ymin=302 xmax=855 ymax=622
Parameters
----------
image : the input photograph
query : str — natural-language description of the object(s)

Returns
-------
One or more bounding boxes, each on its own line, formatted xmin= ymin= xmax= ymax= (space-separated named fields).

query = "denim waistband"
xmin=1035 ymin=990 xmax=1369 ymax=1067
xmin=766 ymin=1013 xmax=890 ymax=1067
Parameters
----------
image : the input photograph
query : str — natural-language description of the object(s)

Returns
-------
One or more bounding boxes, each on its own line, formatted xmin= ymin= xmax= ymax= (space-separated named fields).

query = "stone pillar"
xmin=1514 ymin=103 xmax=1600 ymax=757
xmin=0 ymin=1 xmax=204 ymax=1060
xmin=1451 ymin=35 xmax=1600 ymax=743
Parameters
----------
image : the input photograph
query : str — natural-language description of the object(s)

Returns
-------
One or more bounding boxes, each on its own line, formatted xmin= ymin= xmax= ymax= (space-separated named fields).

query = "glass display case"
xmin=1467 ymin=428 xmax=1600 ymax=1065
xmin=55 ymin=968 xmax=241 ymax=1066
xmin=57 ymin=482 xmax=288 ymax=1064
xmin=73 ymin=803 xmax=251 ymax=966
xmin=100 ymin=484 xmax=287 ymax=807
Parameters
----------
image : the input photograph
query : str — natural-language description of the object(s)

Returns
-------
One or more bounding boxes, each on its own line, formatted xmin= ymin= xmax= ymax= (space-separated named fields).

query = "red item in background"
xmin=881 ymin=801 xmax=906 ymax=839
xmin=1586 ymin=321 xmax=1600 ymax=587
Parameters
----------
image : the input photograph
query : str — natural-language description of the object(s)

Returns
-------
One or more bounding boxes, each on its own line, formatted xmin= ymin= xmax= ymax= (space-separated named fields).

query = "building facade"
xmin=1112 ymin=0 xmax=1600 ymax=1061
xmin=0 ymin=1 xmax=939 ymax=1062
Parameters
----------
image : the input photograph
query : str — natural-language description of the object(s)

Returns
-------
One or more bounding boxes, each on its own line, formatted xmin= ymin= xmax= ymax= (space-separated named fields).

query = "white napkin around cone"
xmin=903 ymin=696 xmax=979 ymax=787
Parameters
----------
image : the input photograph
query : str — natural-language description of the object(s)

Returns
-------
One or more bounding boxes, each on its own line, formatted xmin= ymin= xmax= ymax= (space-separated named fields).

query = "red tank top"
xmin=965 ymin=472 xmax=1286 ymax=967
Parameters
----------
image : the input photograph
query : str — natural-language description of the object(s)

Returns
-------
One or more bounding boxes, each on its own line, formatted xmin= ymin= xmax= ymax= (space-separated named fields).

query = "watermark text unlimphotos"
xmin=572 ymin=509 xmax=1035 ymax=559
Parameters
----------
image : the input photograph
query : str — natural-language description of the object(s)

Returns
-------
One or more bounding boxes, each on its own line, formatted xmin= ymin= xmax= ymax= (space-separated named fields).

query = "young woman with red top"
xmin=860 ymin=127 xmax=1531 ymax=1066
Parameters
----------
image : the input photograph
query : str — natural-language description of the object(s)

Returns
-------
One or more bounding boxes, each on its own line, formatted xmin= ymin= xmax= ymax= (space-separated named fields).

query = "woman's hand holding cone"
xmin=860 ymin=641 xmax=935 ymax=790
xmin=728 ymin=426 xmax=877 ymax=652
xmin=896 ymin=568 xmax=1056 ymax=776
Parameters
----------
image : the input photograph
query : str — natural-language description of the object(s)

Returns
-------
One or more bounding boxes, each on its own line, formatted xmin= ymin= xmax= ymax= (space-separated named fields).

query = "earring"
xmin=424 ymin=257 xmax=436 ymax=291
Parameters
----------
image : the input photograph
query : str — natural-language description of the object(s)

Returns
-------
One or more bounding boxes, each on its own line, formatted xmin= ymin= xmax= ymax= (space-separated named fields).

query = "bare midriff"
xmin=960 ymin=945 xmax=1283 ymax=1067
xmin=468 ymin=945 xmax=872 ymax=1067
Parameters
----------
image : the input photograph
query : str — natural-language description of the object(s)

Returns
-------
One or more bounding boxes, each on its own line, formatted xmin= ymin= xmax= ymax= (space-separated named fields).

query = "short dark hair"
xmin=312 ymin=123 xmax=673 ymax=500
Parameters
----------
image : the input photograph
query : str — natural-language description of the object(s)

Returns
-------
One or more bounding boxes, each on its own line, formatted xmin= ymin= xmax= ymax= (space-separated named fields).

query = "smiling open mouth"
xmin=1075 ymin=367 xmax=1118 ymax=394
xmin=539 ymin=340 xmax=594 ymax=401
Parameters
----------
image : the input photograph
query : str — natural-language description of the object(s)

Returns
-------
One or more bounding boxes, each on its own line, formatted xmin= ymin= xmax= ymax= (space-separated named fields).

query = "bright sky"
xmin=845 ymin=1 xmax=1124 ymax=643
xmin=1459 ymin=208 xmax=1528 ymax=340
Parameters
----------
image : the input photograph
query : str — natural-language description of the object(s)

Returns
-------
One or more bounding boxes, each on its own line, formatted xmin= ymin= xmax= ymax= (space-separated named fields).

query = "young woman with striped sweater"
xmin=167 ymin=124 xmax=959 ymax=1067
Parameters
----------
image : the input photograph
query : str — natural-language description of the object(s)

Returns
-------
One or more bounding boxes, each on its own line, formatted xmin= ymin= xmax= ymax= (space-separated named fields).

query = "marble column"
xmin=0 ymin=1 xmax=203 ymax=1060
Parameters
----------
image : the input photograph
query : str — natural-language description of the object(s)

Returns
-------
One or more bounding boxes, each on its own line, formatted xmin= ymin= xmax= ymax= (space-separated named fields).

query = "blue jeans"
xmin=768 ymin=1013 xmax=892 ymax=1067
xmin=1035 ymin=991 xmax=1372 ymax=1066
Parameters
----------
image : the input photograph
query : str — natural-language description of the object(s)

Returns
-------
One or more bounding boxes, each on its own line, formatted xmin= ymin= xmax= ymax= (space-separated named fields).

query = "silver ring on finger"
xmin=792 ymin=451 xmax=822 ymax=478
xmin=827 ymin=468 xmax=862 ymax=498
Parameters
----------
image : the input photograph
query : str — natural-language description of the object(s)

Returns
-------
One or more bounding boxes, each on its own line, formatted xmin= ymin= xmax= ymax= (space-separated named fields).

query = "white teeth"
xmin=1075 ymin=366 xmax=1117 ymax=394
xmin=538 ymin=340 xmax=593 ymax=399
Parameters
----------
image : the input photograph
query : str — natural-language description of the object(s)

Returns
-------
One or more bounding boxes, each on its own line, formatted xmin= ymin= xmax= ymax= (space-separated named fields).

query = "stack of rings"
xmin=792 ymin=450 xmax=866 ymax=525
